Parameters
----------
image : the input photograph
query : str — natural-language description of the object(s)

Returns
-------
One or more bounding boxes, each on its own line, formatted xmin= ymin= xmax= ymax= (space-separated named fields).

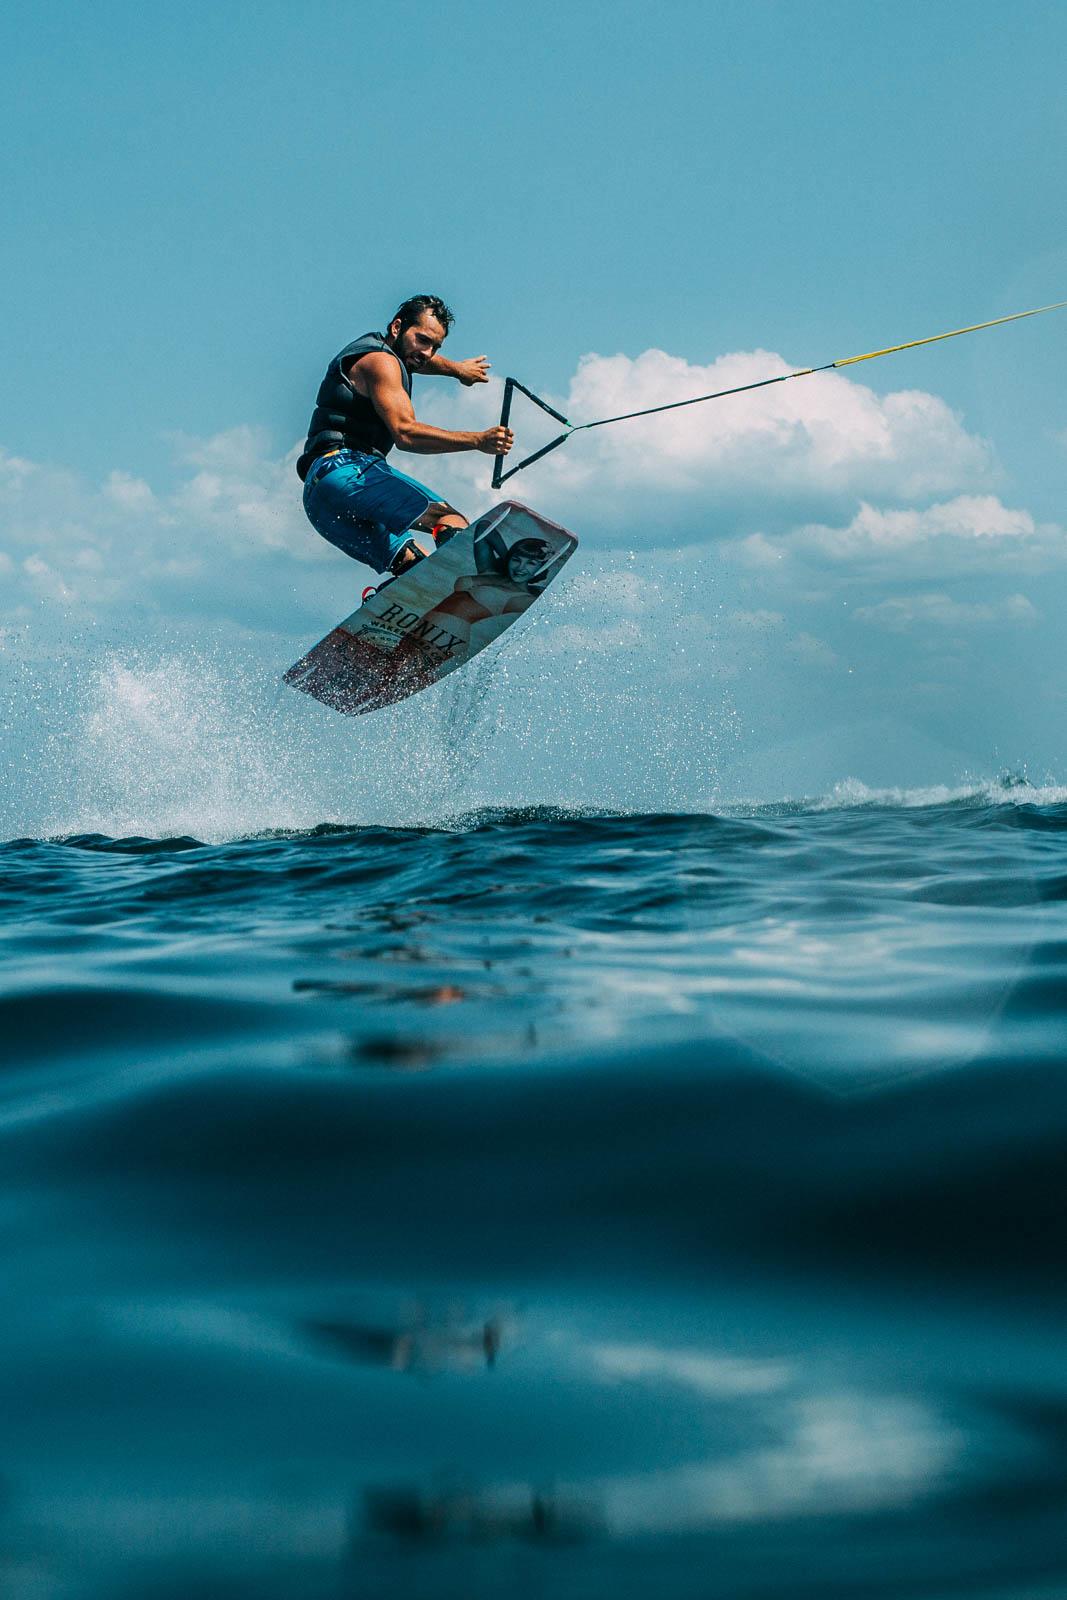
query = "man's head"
xmin=387 ymin=295 xmax=454 ymax=372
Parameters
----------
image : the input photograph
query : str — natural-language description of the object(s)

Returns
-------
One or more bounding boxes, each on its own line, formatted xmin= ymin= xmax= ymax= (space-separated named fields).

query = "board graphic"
xmin=284 ymin=501 xmax=578 ymax=715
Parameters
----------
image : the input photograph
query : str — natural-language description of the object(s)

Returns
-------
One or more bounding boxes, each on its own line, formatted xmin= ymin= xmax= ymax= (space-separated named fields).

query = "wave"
xmin=9 ymin=1031 xmax=1067 ymax=1290
xmin=807 ymin=773 xmax=1067 ymax=812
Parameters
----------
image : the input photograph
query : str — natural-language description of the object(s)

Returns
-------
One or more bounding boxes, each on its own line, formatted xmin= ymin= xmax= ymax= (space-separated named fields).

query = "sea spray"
xmin=0 ymin=560 xmax=744 ymax=841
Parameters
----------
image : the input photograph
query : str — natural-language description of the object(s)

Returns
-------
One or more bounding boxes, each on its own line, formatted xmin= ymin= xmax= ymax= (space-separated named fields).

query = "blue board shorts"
xmin=302 ymin=450 xmax=439 ymax=572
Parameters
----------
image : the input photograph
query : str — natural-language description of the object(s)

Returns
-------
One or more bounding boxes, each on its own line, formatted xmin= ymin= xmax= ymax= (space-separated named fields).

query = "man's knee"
xmin=415 ymin=501 xmax=468 ymax=531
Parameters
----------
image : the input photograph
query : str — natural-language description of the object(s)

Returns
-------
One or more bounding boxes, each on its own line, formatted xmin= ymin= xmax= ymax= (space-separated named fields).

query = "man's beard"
xmin=397 ymin=331 xmax=423 ymax=372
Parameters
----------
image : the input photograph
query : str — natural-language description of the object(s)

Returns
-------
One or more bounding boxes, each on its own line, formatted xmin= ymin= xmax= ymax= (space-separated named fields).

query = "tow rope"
xmin=492 ymin=297 xmax=1067 ymax=488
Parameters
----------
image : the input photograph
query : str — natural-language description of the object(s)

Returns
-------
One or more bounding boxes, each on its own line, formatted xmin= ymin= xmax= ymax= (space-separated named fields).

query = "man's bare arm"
xmin=352 ymin=352 xmax=511 ymax=457
xmin=421 ymin=354 xmax=491 ymax=386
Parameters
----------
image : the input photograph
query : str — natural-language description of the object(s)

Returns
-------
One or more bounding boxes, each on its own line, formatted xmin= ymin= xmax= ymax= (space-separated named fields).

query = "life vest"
xmin=297 ymin=332 xmax=413 ymax=481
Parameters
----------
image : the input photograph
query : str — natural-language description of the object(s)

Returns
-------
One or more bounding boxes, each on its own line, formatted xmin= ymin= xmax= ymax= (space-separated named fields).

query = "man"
xmin=297 ymin=294 xmax=513 ymax=581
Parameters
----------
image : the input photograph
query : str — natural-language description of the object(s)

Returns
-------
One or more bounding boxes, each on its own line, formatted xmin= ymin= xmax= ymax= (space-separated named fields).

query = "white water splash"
xmin=4 ymin=559 xmax=1055 ymax=842
xmin=0 ymin=547 xmax=751 ymax=840
xmin=811 ymin=774 xmax=1067 ymax=812
xmin=1 ymin=612 xmax=740 ymax=841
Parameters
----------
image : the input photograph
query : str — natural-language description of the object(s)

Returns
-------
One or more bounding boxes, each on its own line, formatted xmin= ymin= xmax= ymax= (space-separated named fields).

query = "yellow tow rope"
xmin=492 ymin=297 xmax=1067 ymax=487
xmin=828 ymin=299 xmax=1067 ymax=370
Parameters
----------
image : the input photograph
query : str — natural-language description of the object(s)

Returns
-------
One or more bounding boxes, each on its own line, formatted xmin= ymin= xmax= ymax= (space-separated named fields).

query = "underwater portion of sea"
xmin=4 ymin=670 xmax=1067 ymax=1598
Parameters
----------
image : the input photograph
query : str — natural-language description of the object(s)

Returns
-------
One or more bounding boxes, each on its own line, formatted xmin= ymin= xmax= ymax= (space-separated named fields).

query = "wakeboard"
xmin=284 ymin=500 xmax=578 ymax=715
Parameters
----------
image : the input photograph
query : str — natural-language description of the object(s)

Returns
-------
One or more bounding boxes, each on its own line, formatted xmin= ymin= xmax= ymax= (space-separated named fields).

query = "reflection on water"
xmin=303 ymin=1304 xmax=504 ymax=1374
xmin=3 ymin=796 xmax=1067 ymax=1595
xmin=362 ymin=1480 xmax=601 ymax=1545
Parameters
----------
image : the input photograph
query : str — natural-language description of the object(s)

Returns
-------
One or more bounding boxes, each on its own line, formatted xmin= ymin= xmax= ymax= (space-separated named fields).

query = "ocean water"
xmin=4 ymin=752 xmax=1067 ymax=1597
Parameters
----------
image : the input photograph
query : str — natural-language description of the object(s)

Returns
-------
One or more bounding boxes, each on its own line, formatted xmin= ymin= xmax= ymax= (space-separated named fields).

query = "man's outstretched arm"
xmin=356 ymin=353 xmax=511 ymax=457
xmin=421 ymin=353 xmax=491 ymax=387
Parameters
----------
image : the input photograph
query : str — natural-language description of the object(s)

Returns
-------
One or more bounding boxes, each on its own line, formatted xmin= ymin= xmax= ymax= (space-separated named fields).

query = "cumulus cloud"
xmin=787 ymin=631 xmax=838 ymax=667
xmin=104 ymin=470 xmax=156 ymax=511
xmin=735 ymin=532 xmax=786 ymax=568
xmin=414 ymin=346 xmax=999 ymax=539
xmin=0 ymin=341 xmax=1054 ymax=651
xmin=0 ymin=448 xmax=37 ymax=491
xmin=562 ymin=350 xmax=992 ymax=499
xmin=0 ymin=340 xmax=1013 ymax=638
xmin=0 ymin=426 xmax=331 ymax=635
xmin=168 ymin=426 xmax=311 ymax=556
xmin=22 ymin=554 xmax=74 ymax=601
xmin=799 ymin=495 xmax=1039 ymax=556
xmin=854 ymin=592 xmax=1039 ymax=630
xmin=735 ymin=494 xmax=1067 ymax=577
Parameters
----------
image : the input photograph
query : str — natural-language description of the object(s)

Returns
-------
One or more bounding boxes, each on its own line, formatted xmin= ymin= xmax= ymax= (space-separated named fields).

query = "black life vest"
xmin=297 ymin=332 xmax=413 ymax=481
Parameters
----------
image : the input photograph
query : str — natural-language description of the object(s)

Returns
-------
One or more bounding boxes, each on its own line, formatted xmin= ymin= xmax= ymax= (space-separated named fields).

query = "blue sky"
xmin=2 ymin=0 xmax=1067 ymax=825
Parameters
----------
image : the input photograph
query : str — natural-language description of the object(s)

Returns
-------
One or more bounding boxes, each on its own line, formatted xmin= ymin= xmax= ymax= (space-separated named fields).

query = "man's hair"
xmin=392 ymin=294 xmax=454 ymax=336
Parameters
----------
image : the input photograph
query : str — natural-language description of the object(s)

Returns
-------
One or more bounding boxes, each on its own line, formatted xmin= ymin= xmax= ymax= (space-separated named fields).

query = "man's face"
xmin=392 ymin=312 xmax=447 ymax=372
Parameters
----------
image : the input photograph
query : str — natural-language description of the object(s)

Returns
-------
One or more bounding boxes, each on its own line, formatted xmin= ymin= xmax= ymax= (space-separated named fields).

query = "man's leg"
xmin=412 ymin=500 xmax=469 ymax=536
xmin=387 ymin=501 xmax=470 ymax=575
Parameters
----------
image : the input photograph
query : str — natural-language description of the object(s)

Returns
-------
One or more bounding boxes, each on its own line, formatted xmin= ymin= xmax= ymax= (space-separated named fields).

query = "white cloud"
xmin=168 ymin=426 xmax=311 ymax=556
xmin=0 ymin=340 xmax=1053 ymax=649
xmin=104 ymin=470 xmax=156 ymax=511
xmin=0 ymin=448 xmax=37 ymax=491
xmin=735 ymin=494 xmax=1067 ymax=577
xmin=22 ymin=555 xmax=75 ymax=602
xmin=0 ymin=426 xmax=330 ymax=633
xmin=788 ymin=631 xmax=838 ymax=667
xmin=855 ymin=591 xmax=1039 ymax=630
xmin=736 ymin=532 xmax=786 ymax=568
xmin=800 ymin=495 xmax=1039 ymax=557
xmin=562 ymin=352 xmax=991 ymax=499
xmin=414 ymin=347 xmax=998 ymax=539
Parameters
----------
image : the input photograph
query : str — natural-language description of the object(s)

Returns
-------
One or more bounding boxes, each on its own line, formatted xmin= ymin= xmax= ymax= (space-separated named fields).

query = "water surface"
xmin=4 ymin=791 xmax=1067 ymax=1597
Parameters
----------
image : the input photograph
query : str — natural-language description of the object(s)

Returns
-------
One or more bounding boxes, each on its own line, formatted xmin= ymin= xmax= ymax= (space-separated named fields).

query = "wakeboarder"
xmin=296 ymin=295 xmax=513 ymax=580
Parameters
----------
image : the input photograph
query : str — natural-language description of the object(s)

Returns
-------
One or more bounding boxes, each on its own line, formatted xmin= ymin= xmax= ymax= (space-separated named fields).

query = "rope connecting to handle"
xmin=491 ymin=297 xmax=1067 ymax=487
